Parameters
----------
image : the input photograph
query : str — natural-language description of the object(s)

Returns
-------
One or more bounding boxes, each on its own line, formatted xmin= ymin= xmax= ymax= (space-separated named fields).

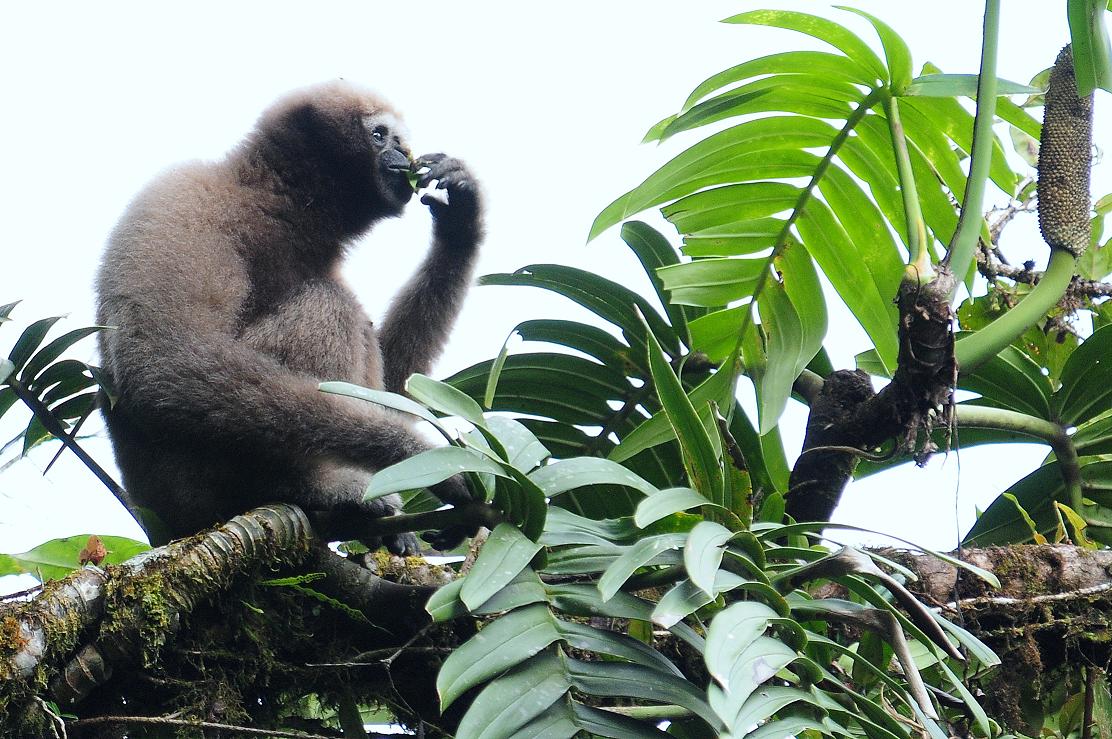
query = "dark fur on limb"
xmin=787 ymin=270 xmax=957 ymax=522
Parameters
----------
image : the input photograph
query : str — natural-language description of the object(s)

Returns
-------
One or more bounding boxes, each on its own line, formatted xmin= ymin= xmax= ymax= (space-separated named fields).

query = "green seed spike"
xmin=1037 ymin=45 xmax=1094 ymax=257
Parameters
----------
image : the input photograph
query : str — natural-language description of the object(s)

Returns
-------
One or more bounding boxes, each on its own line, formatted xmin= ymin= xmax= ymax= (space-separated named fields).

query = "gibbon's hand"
xmin=423 ymin=473 xmax=480 ymax=551
xmin=413 ymin=153 xmax=481 ymax=234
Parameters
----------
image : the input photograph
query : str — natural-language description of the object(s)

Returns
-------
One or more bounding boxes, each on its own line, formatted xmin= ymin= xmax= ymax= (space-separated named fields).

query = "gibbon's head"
xmin=249 ymin=81 xmax=415 ymax=233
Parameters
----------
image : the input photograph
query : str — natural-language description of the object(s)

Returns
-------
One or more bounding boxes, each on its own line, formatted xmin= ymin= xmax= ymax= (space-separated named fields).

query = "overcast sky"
xmin=1 ymin=2 xmax=1108 ymax=580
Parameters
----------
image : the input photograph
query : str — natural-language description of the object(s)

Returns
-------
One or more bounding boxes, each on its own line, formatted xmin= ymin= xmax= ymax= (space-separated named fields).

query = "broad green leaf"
xmin=839 ymin=7 xmax=912 ymax=92
xmin=959 ymin=345 xmax=1053 ymax=419
xmin=426 ymin=579 xmax=468 ymax=622
xmin=659 ymin=75 xmax=859 ymax=140
xmin=707 ymin=635 xmax=799 ymax=728
xmin=481 ymin=266 xmax=679 ymax=357
xmin=438 ymin=604 xmax=561 ymax=709
xmin=507 ymin=700 xmax=579 ymax=739
xmin=461 ymin=523 xmax=543 ymax=611
xmin=688 ymin=306 xmax=746 ymax=363
xmin=756 ymin=242 xmax=828 ymax=433
xmin=722 ymin=10 xmax=887 ymax=83
xmin=450 ymin=353 xmax=631 ymax=427
xmin=591 ymin=116 xmax=838 ymax=240
xmin=1074 ymin=407 xmax=1112 ymax=456
xmin=1054 ymin=324 xmax=1112 ymax=425
xmin=621 ymin=221 xmax=704 ymax=348
xmin=487 ymin=416 xmax=550 ymax=472
xmin=546 ymin=583 xmax=704 ymax=650
xmin=704 ymin=601 xmax=781 ymax=687
xmin=651 ymin=572 xmax=746 ymax=628
xmin=556 ymin=619 xmax=683 ymax=677
xmin=6 ymin=316 xmax=62 ymax=374
xmin=963 ymin=462 xmax=1066 ymax=545
xmin=529 ymin=457 xmax=657 ymax=498
xmin=904 ymin=73 xmax=1040 ymax=97
xmin=544 ymin=545 xmax=629 ymax=576
xmin=684 ymin=521 xmax=733 ymax=597
xmin=364 ymin=446 xmax=508 ymax=501
xmin=566 ymin=658 xmax=720 ymax=730
xmin=514 ymin=319 xmax=638 ymax=376
xmin=473 ymin=569 xmax=550 ymax=616
xmin=663 ymin=182 xmax=800 ymax=237
xmin=568 ymin=702 xmax=673 ymax=739
xmin=407 ymin=373 xmax=486 ymax=427
xmin=598 ymin=534 xmax=688 ymax=602
xmin=731 ymin=686 xmax=817 ymax=738
xmin=541 ymin=507 xmax=637 ymax=547
xmin=634 ymin=487 xmax=713 ymax=528
xmin=745 ymin=717 xmax=826 ymax=739
xmin=30 ymin=359 xmax=93 ymax=393
xmin=40 ymin=373 xmax=96 ymax=408
xmin=319 ymin=381 xmax=444 ymax=431
xmin=679 ymin=51 xmax=876 ymax=112
xmin=645 ymin=324 xmax=723 ymax=499
xmin=0 ymin=535 xmax=150 ymax=581
xmin=455 ymin=651 xmax=570 ymax=739
xmin=657 ymin=258 xmax=765 ymax=307
xmin=796 ymin=200 xmax=891 ymax=370
xmin=611 ymin=352 xmax=739 ymax=463
xmin=19 ymin=326 xmax=104 ymax=383
xmin=682 ymin=218 xmax=790 ymax=258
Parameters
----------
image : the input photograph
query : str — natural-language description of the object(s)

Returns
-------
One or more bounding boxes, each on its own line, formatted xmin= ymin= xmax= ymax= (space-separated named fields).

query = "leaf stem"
xmin=942 ymin=0 xmax=1002 ymax=292
xmin=953 ymin=248 xmax=1076 ymax=372
xmin=883 ymin=96 xmax=930 ymax=280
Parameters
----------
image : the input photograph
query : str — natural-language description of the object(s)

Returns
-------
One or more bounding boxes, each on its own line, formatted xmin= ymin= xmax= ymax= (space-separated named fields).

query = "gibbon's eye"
xmin=371 ymin=126 xmax=388 ymax=146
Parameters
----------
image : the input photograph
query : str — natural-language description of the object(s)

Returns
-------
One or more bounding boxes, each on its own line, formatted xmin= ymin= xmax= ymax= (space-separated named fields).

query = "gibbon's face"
xmin=363 ymin=111 xmax=414 ymax=214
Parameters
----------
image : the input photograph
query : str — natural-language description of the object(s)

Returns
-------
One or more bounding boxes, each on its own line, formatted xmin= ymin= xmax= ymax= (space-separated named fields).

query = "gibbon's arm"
xmin=379 ymin=154 xmax=483 ymax=395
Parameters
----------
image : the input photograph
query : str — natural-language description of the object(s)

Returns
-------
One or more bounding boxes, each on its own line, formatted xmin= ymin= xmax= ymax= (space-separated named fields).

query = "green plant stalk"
xmin=942 ymin=0 xmax=1001 ymax=292
xmin=953 ymin=248 xmax=1076 ymax=372
xmin=883 ymin=96 xmax=931 ymax=280
xmin=954 ymin=404 xmax=1084 ymax=513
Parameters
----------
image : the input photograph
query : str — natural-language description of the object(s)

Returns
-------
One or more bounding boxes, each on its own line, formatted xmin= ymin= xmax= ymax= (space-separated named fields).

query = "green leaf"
xmin=319 ymin=381 xmax=445 ymax=431
xmin=0 ymin=358 xmax=13 ymax=384
xmin=645 ymin=323 xmax=723 ymax=500
xmin=0 ymin=300 xmax=20 ymax=322
xmin=838 ymin=7 xmax=912 ymax=92
xmin=621 ymin=221 xmax=704 ymax=349
xmin=651 ymin=573 xmax=745 ymax=628
xmin=731 ymin=686 xmax=817 ymax=738
xmin=1068 ymin=0 xmax=1112 ymax=95
xmin=684 ymin=521 xmax=732 ymax=597
xmin=1054 ymin=324 xmax=1112 ymax=425
xmin=704 ymin=601 xmax=781 ymax=687
xmin=590 ymin=116 xmax=838 ymax=240
xmin=6 ymin=316 xmax=63 ymax=374
xmin=679 ymin=51 xmax=876 ymax=113
xmin=566 ymin=658 xmax=720 ymax=730
xmin=557 ymin=618 xmax=683 ymax=676
xmin=598 ymin=534 xmax=688 ymax=602
xmin=634 ymin=487 xmax=714 ymax=528
xmin=529 ymin=457 xmax=658 ymax=498
xmin=481 ymin=266 xmax=679 ymax=357
xmin=407 ymin=373 xmax=486 ymax=427
xmin=707 ymin=635 xmax=799 ymax=729
xmin=904 ymin=73 xmax=1040 ymax=97
xmin=461 ymin=523 xmax=543 ymax=611
xmin=0 ymin=535 xmax=150 ymax=581
xmin=487 ymin=416 xmax=550 ymax=472
xmin=541 ymin=507 xmax=636 ymax=547
xmin=546 ymin=583 xmax=704 ymax=650
xmin=963 ymin=462 xmax=1066 ymax=545
xmin=657 ymin=258 xmax=765 ymax=307
xmin=687 ymin=306 xmax=745 ymax=363
xmin=454 ymin=651 xmax=570 ymax=739
xmin=19 ymin=326 xmax=104 ymax=383
xmin=484 ymin=330 xmax=515 ymax=410
xmin=514 ymin=319 xmax=639 ymax=376
xmin=756 ymin=242 xmax=828 ymax=433
xmin=364 ymin=446 xmax=507 ymax=501
xmin=439 ymin=604 xmax=561 ymax=710
xmin=610 ymin=352 xmax=739 ymax=463
xmin=722 ymin=9 xmax=887 ymax=83
xmin=959 ymin=345 xmax=1053 ymax=419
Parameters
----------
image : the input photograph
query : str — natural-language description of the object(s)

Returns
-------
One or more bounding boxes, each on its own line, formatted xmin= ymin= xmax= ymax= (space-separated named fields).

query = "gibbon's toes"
xmin=385 ymin=532 xmax=421 ymax=556
xmin=430 ymin=474 xmax=474 ymax=506
xmin=421 ymin=523 xmax=476 ymax=552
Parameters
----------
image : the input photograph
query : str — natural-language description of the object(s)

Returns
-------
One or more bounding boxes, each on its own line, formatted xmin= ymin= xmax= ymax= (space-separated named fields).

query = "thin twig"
xmin=67 ymin=715 xmax=335 ymax=738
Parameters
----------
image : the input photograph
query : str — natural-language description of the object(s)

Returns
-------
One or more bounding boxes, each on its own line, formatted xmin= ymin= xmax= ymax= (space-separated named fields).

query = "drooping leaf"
xmin=461 ymin=523 xmax=544 ymax=611
xmin=684 ymin=521 xmax=733 ymax=597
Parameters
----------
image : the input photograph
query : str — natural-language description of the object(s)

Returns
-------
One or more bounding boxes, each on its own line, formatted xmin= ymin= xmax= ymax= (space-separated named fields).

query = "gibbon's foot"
xmin=414 ymin=153 xmax=481 ymax=230
xmin=382 ymin=531 xmax=421 ymax=557
xmin=422 ymin=523 xmax=477 ymax=552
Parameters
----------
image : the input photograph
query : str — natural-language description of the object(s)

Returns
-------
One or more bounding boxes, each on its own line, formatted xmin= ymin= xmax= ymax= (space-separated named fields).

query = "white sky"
xmin=0 ymin=2 xmax=1108 ymax=582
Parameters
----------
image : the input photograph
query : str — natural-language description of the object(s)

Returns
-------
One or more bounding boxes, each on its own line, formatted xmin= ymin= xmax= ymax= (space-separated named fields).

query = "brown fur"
xmin=95 ymin=81 xmax=483 ymax=552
